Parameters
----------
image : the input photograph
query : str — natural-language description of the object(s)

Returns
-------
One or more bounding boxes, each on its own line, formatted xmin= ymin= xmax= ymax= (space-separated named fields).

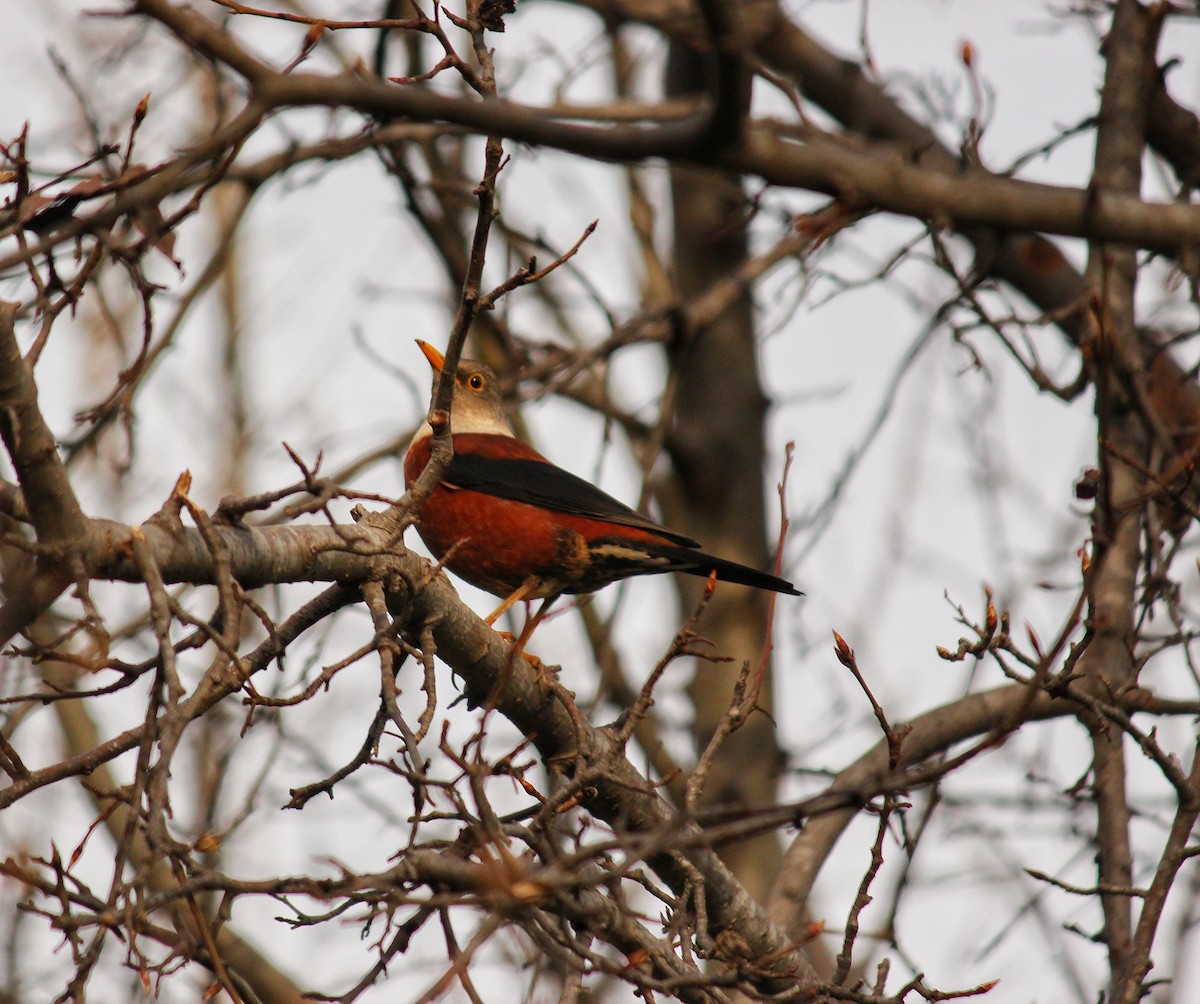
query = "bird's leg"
xmin=486 ymin=595 xmax=558 ymax=709
xmin=510 ymin=596 xmax=556 ymax=662
xmin=484 ymin=576 xmax=542 ymax=626
xmin=490 ymin=596 xmax=557 ymax=665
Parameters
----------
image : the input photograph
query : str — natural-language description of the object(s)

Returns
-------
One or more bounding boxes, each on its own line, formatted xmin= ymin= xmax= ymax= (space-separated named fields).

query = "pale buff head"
xmin=411 ymin=340 xmax=514 ymax=441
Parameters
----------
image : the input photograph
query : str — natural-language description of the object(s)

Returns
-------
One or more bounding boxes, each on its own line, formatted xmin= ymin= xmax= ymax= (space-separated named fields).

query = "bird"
xmin=404 ymin=340 xmax=800 ymax=648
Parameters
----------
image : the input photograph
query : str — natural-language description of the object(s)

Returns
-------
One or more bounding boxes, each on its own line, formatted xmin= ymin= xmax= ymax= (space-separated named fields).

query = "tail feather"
xmin=578 ymin=537 xmax=802 ymax=596
xmin=675 ymin=548 xmax=802 ymax=596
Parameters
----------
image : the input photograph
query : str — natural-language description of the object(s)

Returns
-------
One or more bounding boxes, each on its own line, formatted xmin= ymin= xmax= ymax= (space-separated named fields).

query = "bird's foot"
xmin=494 ymin=630 xmax=558 ymax=685
xmin=495 ymin=629 xmax=543 ymax=667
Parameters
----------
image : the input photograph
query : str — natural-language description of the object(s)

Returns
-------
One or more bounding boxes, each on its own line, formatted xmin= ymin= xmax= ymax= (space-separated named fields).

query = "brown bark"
xmin=660 ymin=20 xmax=786 ymax=910
xmin=1081 ymin=1 xmax=1160 ymax=995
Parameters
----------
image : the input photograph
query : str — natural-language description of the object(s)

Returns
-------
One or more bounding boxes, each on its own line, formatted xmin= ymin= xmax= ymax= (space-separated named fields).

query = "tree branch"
xmin=1082 ymin=1 xmax=1163 ymax=993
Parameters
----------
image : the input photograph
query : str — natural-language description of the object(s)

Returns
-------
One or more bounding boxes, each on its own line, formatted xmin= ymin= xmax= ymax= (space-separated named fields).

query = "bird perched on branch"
xmin=404 ymin=340 xmax=800 ymax=647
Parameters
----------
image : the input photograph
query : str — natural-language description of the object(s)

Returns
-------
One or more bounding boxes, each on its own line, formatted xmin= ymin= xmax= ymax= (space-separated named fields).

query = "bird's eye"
xmin=467 ymin=373 xmax=485 ymax=391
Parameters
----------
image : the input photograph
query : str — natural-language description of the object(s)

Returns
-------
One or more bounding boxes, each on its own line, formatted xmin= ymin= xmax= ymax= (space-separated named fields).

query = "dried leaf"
xmin=132 ymin=200 xmax=182 ymax=270
xmin=18 ymin=175 xmax=106 ymax=232
xmin=16 ymin=192 xmax=58 ymax=227
xmin=478 ymin=0 xmax=516 ymax=31
xmin=62 ymin=176 xmax=105 ymax=198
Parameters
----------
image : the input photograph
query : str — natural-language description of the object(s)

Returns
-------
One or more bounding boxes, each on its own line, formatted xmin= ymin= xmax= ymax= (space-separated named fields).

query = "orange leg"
xmin=485 ymin=595 xmax=559 ymax=709
xmin=484 ymin=576 xmax=542 ymax=626
xmin=509 ymin=596 xmax=557 ymax=659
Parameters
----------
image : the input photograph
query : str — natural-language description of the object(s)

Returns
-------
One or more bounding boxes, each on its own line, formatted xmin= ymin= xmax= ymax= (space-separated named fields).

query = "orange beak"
xmin=416 ymin=339 xmax=445 ymax=373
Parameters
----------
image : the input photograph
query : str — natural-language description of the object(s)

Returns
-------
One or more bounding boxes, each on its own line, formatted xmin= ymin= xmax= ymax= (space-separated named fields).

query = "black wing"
xmin=444 ymin=453 xmax=701 ymax=548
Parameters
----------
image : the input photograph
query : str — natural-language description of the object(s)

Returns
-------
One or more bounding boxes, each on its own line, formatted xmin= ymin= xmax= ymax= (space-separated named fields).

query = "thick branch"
xmin=390 ymin=574 xmax=818 ymax=989
xmin=0 ymin=302 xmax=86 ymax=544
xmin=8 ymin=0 xmax=1184 ymax=272
xmin=135 ymin=0 xmax=714 ymax=159
xmin=768 ymin=683 xmax=1072 ymax=939
xmin=1083 ymin=0 xmax=1162 ymax=992
xmin=2 ymin=507 xmax=817 ymax=991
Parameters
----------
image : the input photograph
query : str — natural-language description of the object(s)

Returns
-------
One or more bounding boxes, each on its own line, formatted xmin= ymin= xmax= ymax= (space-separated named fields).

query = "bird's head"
xmin=415 ymin=340 xmax=514 ymax=437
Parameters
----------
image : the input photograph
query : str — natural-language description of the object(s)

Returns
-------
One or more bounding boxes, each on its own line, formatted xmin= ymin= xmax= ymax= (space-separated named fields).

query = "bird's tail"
xmin=671 ymin=547 xmax=802 ymax=596
xmin=581 ymin=537 xmax=801 ymax=596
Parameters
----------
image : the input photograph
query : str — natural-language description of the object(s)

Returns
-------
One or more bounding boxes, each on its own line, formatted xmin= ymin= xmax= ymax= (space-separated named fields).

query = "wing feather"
xmin=444 ymin=452 xmax=701 ymax=548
